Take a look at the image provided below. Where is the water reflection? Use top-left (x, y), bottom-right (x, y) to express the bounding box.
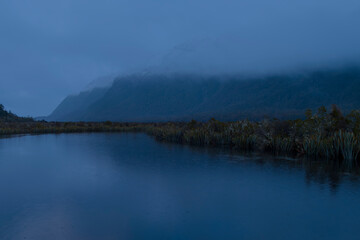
top-left (0, 133), bottom-right (359, 240)
top-left (155, 140), bottom-right (360, 193)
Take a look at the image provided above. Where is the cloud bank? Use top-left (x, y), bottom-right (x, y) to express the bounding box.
top-left (0, 0), bottom-right (359, 115)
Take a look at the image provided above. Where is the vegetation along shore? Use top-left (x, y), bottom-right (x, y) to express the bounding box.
top-left (1, 104), bottom-right (360, 167)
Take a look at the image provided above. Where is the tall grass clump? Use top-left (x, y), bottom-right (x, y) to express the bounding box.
top-left (333, 131), bottom-right (360, 167)
top-left (1, 105), bottom-right (360, 168)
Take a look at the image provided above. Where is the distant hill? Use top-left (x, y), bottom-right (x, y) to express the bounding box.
top-left (48, 87), bottom-right (110, 121)
top-left (46, 66), bottom-right (360, 122)
top-left (0, 104), bottom-right (33, 122)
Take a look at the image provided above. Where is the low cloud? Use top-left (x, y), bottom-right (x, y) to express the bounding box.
top-left (0, 0), bottom-right (359, 115)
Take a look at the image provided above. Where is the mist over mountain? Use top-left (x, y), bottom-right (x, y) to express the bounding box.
top-left (83, 75), bottom-right (116, 92)
top-left (41, 1), bottom-right (360, 122)
top-left (47, 65), bottom-right (360, 122)
top-left (148, 35), bottom-right (360, 76)
top-left (2, 0), bottom-right (360, 116)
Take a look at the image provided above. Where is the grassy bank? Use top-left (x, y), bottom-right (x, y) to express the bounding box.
top-left (0, 121), bottom-right (150, 135)
top-left (1, 105), bottom-right (360, 167)
top-left (147, 105), bottom-right (360, 167)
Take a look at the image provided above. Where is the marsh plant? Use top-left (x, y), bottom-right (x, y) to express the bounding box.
top-left (147, 105), bottom-right (360, 167)
top-left (1, 104), bottom-right (360, 167)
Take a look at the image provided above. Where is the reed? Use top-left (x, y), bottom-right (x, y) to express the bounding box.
top-left (333, 131), bottom-right (360, 167)
top-left (1, 106), bottom-right (360, 168)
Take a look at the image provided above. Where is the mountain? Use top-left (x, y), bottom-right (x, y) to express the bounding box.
top-left (48, 87), bottom-right (110, 121)
top-left (0, 104), bottom-right (33, 122)
top-left (47, 76), bottom-right (116, 121)
top-left (47, 66), bottom-right (360, 122)
top-left (83, 75), bottom-right (116, 92)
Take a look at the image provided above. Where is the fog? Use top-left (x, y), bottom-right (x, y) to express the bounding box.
top-left (0, 0), bottom-right (360, 116)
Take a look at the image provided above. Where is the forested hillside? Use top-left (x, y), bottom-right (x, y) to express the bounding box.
top-left (0, 104), bottom-right (33, 122)
top-left (47, 66), bottom-right (360, 122)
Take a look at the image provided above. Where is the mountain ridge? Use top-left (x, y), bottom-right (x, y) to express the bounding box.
top-left (47, 66), bottom-right (360, 122)
top-left (0, 104), bottom-right (34, 122)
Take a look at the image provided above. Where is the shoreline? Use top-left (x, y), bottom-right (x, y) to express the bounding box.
top-left (1, 105), bottom-right (360, 168)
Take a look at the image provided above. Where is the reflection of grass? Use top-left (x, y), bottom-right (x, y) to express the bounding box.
top-left (1, 105), bottom-right (360, 167)
top-left (0, 122), bottom-right (147, 135)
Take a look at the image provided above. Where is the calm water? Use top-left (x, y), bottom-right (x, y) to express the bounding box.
top-left (0, 133), bottom-right (360, 240)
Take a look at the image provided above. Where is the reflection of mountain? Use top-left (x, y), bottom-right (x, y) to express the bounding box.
top-left (47, 66), bottom-right (360, 122)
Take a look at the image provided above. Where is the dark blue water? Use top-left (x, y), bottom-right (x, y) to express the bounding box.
top-left (0, 133), bottom-right (360, 240)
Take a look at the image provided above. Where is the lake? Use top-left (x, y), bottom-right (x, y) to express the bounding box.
top-left (0, 133), bottom-right (360, 240)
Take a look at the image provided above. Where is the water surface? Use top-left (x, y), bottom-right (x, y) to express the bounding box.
top-left (0, 133), bottom-right (359, 240)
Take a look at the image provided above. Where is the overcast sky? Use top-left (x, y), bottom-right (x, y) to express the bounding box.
top-left (1, 0), bottom-right (360, 116)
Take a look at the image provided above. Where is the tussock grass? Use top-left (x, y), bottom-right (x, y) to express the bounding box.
top-left (1, 105), bottom-right (360, 168)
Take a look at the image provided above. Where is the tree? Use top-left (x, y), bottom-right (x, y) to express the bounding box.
top-left (330, 104), bottom-right (347, 130)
